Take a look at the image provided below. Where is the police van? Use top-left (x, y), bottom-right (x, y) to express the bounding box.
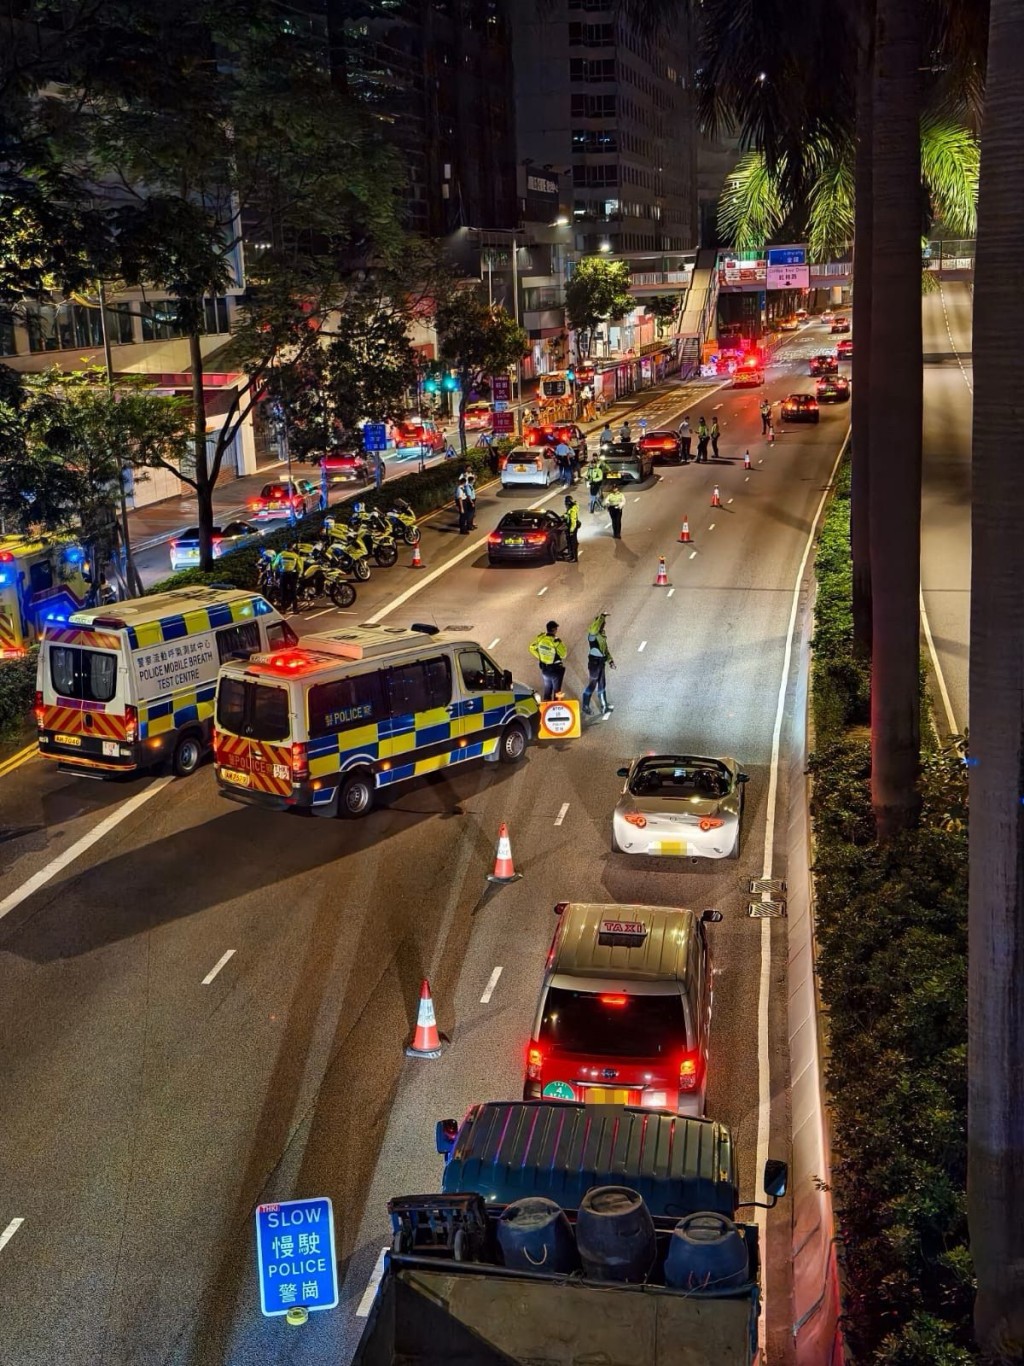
top-left (213, 624), bottom-right (541, 817)
top-left (36, 587), bottom-right (294, 777)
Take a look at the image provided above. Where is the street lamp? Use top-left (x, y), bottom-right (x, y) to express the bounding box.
top-left (599, 240), bottom-right (612, 253)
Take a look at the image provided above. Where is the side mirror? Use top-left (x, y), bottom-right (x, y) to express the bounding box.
top-left (763, 1158), bottom-right (788, 1201)
top-left (701, 908), bottom-right (723, 923)
top-left (503, 669), bottom-right (513, 689)
top-left (616, 766), bottom-right (630, 778)
top-left (553, 902), bottom-right (568, 916)
top-left (738, 772), bottom-right (750, 783)
top-left (435, 1118), bottom-right (459, 1156)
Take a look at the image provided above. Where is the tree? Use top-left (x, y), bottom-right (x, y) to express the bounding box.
top-left (643, 295), bottom-right (681, 338)
top-left (967, 0), bottom-right (1024, 1355)
top-left (564, 257), bottom-right (634, 357)
top-left (0, 364), bottom-right (190, 583)
top-left (434, 291), bottom-right (528, 453)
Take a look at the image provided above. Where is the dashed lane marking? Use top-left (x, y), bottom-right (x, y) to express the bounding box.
top-left (537, 585), bottom-right (549, 596)
top-left (356, 1248), bottom-right (390, 1317)
top-left (637, 640), bottom-right (647, 652)
top-left (667, 588), bottom-right (675, 597)
top-left (708, 523), bottom-right (716, 531)
top-left (689, 551), bottom-right (697, 560)
top-left (554, 803), bottom-right (570, 826)
top-left (488, 637), bottom-right (500, 650)
top-left (0, 1219), bottom-right (24, 1254)
top-left (306, 607), bottom-right (333, 619)
top-left (480, 966), bottom-right (503, 1003)
top-left (201, 950), bottom-right (235, 986)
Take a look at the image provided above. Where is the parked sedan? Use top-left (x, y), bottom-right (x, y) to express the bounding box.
top-left (320, 449), bottom-right (377, 486)
top-left (816, 375), bottom-right (851, 403)
top-left (809, 352), bottom-right (839, 376)
top-left (639, 429), bottom-right (682, 463)
top-left (487, 510), bottom-right (568, 565)
top-left (781, 393), bottom-right (821, 423)
top-left (500, 446), bottom-right (556, 488)
top-left (248, 481), bottom-right (310, 522)
top-left (612, 753), bottom-right (748, 859)
top-left (169, 520), bottom-right (266, 570)
top-left (600, 441), bottom-right (654, 484)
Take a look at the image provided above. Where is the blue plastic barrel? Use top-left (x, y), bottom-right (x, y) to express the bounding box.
top-left (664, 1211), bottom-right (750, 1292)
top-left (575, 1186), bottom-right (656, 1283)
top-left (497, 1197), bottom-right (579, 1273)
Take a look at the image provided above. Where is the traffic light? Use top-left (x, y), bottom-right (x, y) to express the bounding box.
top-left (422, 376), bottom-right (439, 394)
top-left (566, 368), bottom-right (576, 383)
top-left (442, 374), bottom-right (458, 392)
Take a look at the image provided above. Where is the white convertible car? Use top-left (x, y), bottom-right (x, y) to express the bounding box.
top-left (612, 754), bottom-right (748, 859)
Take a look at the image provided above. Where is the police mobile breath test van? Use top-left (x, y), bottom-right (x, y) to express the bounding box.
top-left (213, 624), bottom-right (540, 817)
top-left (36, 587), bottom-right (293, 777)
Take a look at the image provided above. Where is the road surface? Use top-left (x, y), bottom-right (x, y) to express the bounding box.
top-left (0, 331), bottom-right (847, 1365)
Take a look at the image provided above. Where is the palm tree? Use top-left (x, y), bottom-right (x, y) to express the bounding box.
top-left (851, 0), bottom-right (876, 656)
top-left (967, 0), bottom-right (1024, 1353)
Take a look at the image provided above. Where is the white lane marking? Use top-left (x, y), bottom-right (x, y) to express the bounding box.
top-left (0, 778), bottom-right (172, 923)
top-left (689, 551), bottom-right (697, 560)
top-left (708, 523), bottom-right (716, 531)
top-left (480, 966), bottom-right (503, 1003)
top-left (920, 588), bottom-right (959, 734)
top-left (754, 425), bottom-right (850, 1355)
top-left (355, 1247), bottom-right (390, 1317)
top-left (201, 950), bottom-right (236, 986)
top-left (712, 402), bottom-right (724, 409)
top-left (306, 607), bottom-right (333, 619)
top-left (939, 282), bottom-right (974, 394)
top-left (727, 498), bottom-right (734, 505)
top-left (633, 496), bottom-right (641, 503)
top-left (537, 585), bottom-right (548, 596)
top-left (554, 802), bottom-right (570, 826)
top-left (637, 640), bottom-right (647, 652)
top-left (667, 587), bottom-right (675, 597)
top-left (0, 1218), bottom-right (24, 1253)
top-left (745, 476), bottom-right (750, 482)
top-left (487, 637), bottom-right (501, 650)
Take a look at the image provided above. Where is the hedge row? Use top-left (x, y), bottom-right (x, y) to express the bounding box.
top-left (0, 648), bottom-right (37, 739)
top-left (810, 458), bottom-right (973, 1363)
top-left (148, 445), bottom-right (503, 596)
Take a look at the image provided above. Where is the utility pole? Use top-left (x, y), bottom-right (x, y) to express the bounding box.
top-left (98, 279), bottom-right (143, 598)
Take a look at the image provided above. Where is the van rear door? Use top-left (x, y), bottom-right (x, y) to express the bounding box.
top-left (214, 676), bottom-right (296, 797)
top-left (38, 632), bottom-right (132, 764)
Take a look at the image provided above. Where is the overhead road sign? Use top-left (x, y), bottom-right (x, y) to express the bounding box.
top-left (767, 247), bottom-right (806, 266)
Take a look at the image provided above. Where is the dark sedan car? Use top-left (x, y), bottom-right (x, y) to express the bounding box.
top-left (816, 375), bottom-right (851, 403)
top-left (830, 316), bottom-right (851, 334)
top-left (809, 352), bottom-right (839, 376)
top-left (600, 441), bottom-right (655, 484)
top-left (639, 429), bottom-right (682, 463)
top-left (781, 393), bottom-right (820, 424)
top-left (488, 509), bottom-right (568, 565)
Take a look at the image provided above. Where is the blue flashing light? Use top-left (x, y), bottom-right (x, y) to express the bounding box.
top-left (45, 611), bottom-right (68, 623)
top-left (0, 572), bottom-right (10, 586)
top-left (64, 548), bottom-right (85, 565)
top-left (253, 597), bottom-right (272, 615)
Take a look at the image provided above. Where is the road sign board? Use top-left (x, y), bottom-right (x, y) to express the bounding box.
top-left (493, 400), bottom-right (508, 412)
top-left (767, 246), bottom-right (806, 267)
top-left (538, 699), bottom-right (581, 740)
top-left (491, 375), bottom-right (511, 403)
top-left (766, 264), bottom-right (810, 290)
top-left (363, 423), bottom-right (388, 452)
top-left (255, 1197), bottom-right (338, 1318)
top-left (491, 410), bottom-right (515, 434)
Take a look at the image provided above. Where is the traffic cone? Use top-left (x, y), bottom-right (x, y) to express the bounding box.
top-left (710, 485), bottom-right (722, 508)
top-left (679, 517), bottom-right (692, 543)
top-left (487, 821), bottom-right (522, 884)
top-left (654, 555), bottom-right (670, 587)
top-left (410, 541), bottom-right (424, 568)
top-left (405, 979), bottom-right (447, 1058)
top-left (743, 449), bottom-right (751, 470)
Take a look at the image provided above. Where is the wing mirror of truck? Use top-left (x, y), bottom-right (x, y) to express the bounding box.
top-left (701, 908), bottom-right (723, 923)
top-left (503, 669), bottom-right (513, 689)
top-left (763, 1158), bottom-right (788, 1205)
top-left (435, 1118), bottom-right (459, 1157)
top-left (616, 767), bottom-right (630, 777)
top-left (553, 902), bottom-right (568, 916)
top-left (738, 772), bottom-right (750, 783)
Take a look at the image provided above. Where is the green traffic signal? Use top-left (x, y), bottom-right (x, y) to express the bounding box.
top-left (442, 375), bottom-right (458, 391)
top-left (423, 377), bottom-right (439, 394)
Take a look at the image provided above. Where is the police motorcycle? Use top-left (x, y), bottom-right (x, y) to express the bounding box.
top-left (296, 541), bottom-right (358, 610)
top-left (348, 503), bottom-right (400, 568)
top-left (386, 497), bottom-right (421, 546)
top-left (256, 545), bottom-right (279, 598)
top-left (322, 517), bottom-right (373, 581)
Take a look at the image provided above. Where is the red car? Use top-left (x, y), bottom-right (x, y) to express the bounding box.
top-left (320, 449), bottom-right (377, 486)
top-left (836, 338), bottom-right (853, 360)
top-left (525, 423), bottom-right (588, 460)
top-left (809, 353), bottom-right (839, 376)
top-left (248, 481), bottom-right (310, 522)
top-left (463, 402), bottom-right (492, 432)
top-left (394, 420), bottom-right (446, 455)
top-left (639, 429), bottom-right (683, 462)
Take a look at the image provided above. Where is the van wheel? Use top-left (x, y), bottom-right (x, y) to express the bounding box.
top-left (172, 732), bottom-right (203, 777)
top-left (338, 770), bottom-right (375, 818)
top-left (498, 722), bottom-right (527, 764)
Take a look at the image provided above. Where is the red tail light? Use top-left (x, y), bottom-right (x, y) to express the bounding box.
top-left (524, 533), bottom-right (548, 545)
top-left (526, 1044), bottom-right (544, 1080)
top-left (600, 994), bottom-right (629, 1007)
top-left (624, 811), bottom-right (647, 828)
top-left (291, 742), bottom-right (309, 780)
top-left (679, 1054), bottom-right (699, 1091)
top-left (33, 690), bottom-right (45, 726)
top-left (699, 817), bottom-right (724, 831)
top-left (488, 532), bottom-right (502, 544)
top-left (125, 705), bottom-right (138, 743)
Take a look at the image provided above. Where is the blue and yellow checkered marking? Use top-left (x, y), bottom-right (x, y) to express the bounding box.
top-left (139, 682), bottom-right (216, 738)
top-left (125, 596), bottom-right (272, 650)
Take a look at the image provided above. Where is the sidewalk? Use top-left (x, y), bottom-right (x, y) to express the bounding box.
top-left (126, 372), bottom-right (713, 556)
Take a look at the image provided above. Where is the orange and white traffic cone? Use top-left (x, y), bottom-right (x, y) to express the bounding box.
top-left (710, 485), bottom-right (722, 508)
top-left (653, 555), bottom-right (670, 587)
top-left (743, 449), bottom-right (751, 470)
top-left (405, 979), bottom-right (447, 1058)
top-left (487, 821), bottom-right (522, 884)
top-left (410, 541), bottom-right (424, 568)
top-left (678, 517), bottom-right (692, 543)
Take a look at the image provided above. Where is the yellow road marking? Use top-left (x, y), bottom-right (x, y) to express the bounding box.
top-left (0, 742), bottom-right (37, 780)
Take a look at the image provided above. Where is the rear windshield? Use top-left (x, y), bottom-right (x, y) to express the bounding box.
top-left (216, 677), bottom-right (290, 741)
top-left (49, 645), bottom-right (117, 703)
top-left (261, 484), bottom-right (291, 498)
top-left (539, 987), bottom-right (687, 1058)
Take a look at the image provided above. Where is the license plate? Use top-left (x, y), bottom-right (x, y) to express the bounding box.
top-left (505, 537), bottom-right (524, 546)
top-left (514, 464), bottom-right (527, 472)
top-left (653, 840), bottom-right (686, 856)
top-left (606, 471), bottom-right (621, 479)
top-left (221, 768), bottom-right (251, 788)
top-left (56, 733), bottom-right (82, 747)
top-left (586, 1087), bottom-right (640, 1105)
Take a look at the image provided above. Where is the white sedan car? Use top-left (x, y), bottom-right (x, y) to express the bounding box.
top-left (500, 445), bottom-right (556, 488)
top-left (612, 754), bottom-right (748, 859)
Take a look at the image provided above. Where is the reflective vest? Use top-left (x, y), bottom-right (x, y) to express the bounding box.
top-left (585, 462), bottom-right (605, 486)
top-left (275, 549), bottom-right (301, 573)
top-left (530, 633), bottom-right (566, 667)
top-left (604, 489), bottom-right (625, 510)
top-left (564, 504), bottom-right (580, 532)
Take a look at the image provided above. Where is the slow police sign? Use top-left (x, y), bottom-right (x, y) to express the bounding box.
top-left (255, 1197), bottom-right (338, 1317)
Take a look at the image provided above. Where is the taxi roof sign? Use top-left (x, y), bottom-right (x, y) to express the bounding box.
top-left (598, 918), bottom-right (648, 947)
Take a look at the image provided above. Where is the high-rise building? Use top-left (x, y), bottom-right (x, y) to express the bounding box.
top-left (327, 0), bottom-right (518, 236)
top-left (509, 2), bottom-right (698, 256)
